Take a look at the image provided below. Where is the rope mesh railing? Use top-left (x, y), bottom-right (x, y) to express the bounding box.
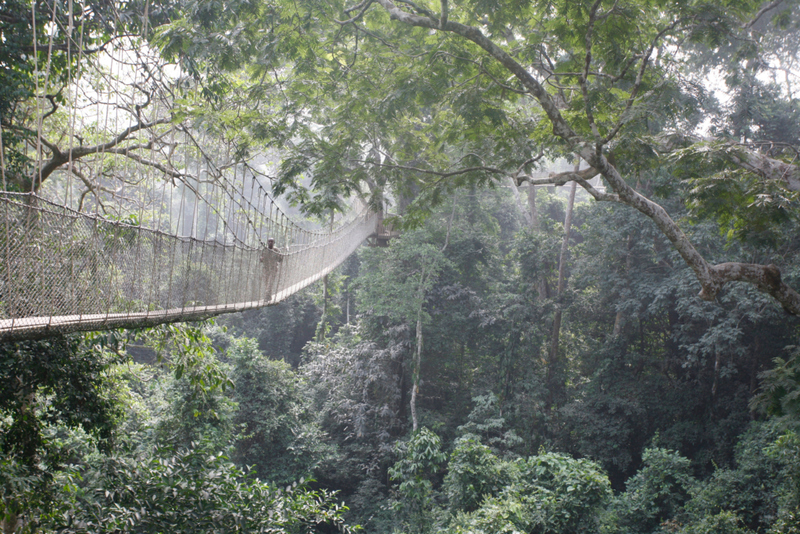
top-left (0, 192), bottom-right (379, 340)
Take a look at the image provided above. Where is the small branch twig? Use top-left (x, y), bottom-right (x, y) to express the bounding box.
top-left (336, 0), bottom-right (375, 25)
top-left (603, 17), bottom-right (687, 144)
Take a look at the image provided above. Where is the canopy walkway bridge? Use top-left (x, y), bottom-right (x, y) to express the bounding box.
top-left (0, 192), bottom-right (383, 341)
top-left (0, 21), bottom-right (404, 341)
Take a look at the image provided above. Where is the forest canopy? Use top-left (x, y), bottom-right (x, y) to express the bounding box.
top-left (1, 0), bottom-right (800, 533)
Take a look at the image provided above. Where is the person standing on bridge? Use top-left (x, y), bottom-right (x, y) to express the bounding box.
top-left (261, 237), bottom-right (283, 302)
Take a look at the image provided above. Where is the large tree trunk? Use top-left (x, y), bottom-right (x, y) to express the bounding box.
top-left (547, 176), bottom-right (577, 406)
top-left (408, 197), bottom-right (457, 431)
top-left (411, 304), bottom-right (423, 432)
top-left (527, 183), bottom-right (540, 231)
top-left (527, 184), bottom-right (551, 300)
top-left (613, 234), bottom-right (634, 336)
top-left (2, 513), bottom-right (19, 534)
top-left (315, 212), bottom-right (335, 341)
top-left (410, 259), bottom-right (429, 433)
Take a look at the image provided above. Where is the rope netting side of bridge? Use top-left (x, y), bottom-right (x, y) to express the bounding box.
top-left (0, 192), bottom-right (378, 340)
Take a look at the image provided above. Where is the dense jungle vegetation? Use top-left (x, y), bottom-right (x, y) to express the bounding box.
top-left (2, 0), bottom-right (800, 532)
top-left (3, 186), bottom-right (800, 533)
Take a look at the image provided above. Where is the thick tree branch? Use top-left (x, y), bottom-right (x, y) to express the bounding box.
top-left (658, 133), bottom-right (800, 191)
top-left (515, 165), bottom-right (599, 187)
top-left (575, 176), bottom-right (619, 202)
top-left (373, 0), bottom-right (579, 143)
top-left (709, 262), bottom-right (800, 314)
top-left (108, 149), bottom-right (188, 180)
top-left (517, 166), bottom-right (620, 201)
top-left (744, 0), bottom-right (785, 29)
top-left (34, 117), bottom-right (171, 188)
top-left (438, 52), bottom-right (529, 94)
top-left (728, 147), bottom-right (800, 191)
top-left (371, 161), bottom-right (506, 178)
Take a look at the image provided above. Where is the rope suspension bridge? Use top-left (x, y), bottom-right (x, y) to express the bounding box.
top-left (0, 6), bottom-right (393, 341)
top-left (0, 192), bottom-right (382, 340)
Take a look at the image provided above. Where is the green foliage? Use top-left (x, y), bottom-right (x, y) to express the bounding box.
top-left (751, 347), bottom-right (800, 426)
top-left (301, 322), bottom-right (410, 531)
top-left (390, 428), bottom-right (448, 489)
top-left (450, 450), bottom-right (611, 534)
top-left (146, 0), bottom-right (798, 222)
top-left (681, 511), bottom-right (755, 534)
top-left (138, 322), bottom-right (234, 395)
top-left (456, 393), bottom-right (524, 455)
top-left (7, 0), bottom-right (800, 523)
top-left (443, 436), bottom-right (513, 512)
top-left (671, 141), bottom-right (800, 248)
top-left (0, 456), bottom-right (60, 533)
top-left (52, 445), bottom-right (355, 533)
top-left (219, 291), bottom-right (322, 367)
top-left (604, 448), bottom-right (696, 533)
top-left (229, 336), bottom-right (333, 486)
top-left (389, 427), bottom-right (447, 533)
top-left (0, 333), bottom-right (137, 530)
top-left (0, 326), bottom-right (361, 533)
top-left (127, 323), bottom-right (239, 451)
top-left (765, 430), bottom-right (800, 534)
top-left (149, 360), bottom-right (237, 450)
top-left (562, 179), bottom-right (799, 483)
top-left (667, 419), bottom-right (800, 534)
top-left (0, 334), bottom-right (124, 466)
top-left (1, 186), bottom-right (798, 533)
top-left (358, 232), bottom-right (451, 328)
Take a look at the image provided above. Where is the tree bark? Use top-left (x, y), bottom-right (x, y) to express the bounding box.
top-left (547, 175), bottom-right (577, 406)
top-left (316, 212), bottom-right (336, 341)
top-left (2, 513), bottom-right (19, 534)
top-left (411, 303), bottom-right (423, 432)
top-left (655, 133), bottom-right (800, 192)
top-left (409, 196), bottom-right (456, 431)
top-left (613, 234), bottom-right (634, 336)
top-left (527, 183), bottom-right (540, 231)
top-left (528, 184), bottom-right (550, 300)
